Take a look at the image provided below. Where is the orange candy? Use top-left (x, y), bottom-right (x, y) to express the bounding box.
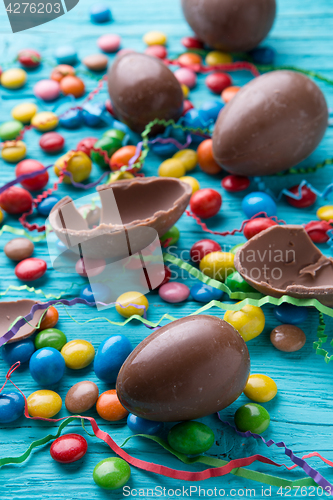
top-left (39, 306), bottom-right (59, 330)
top-left (197, 139), bottom-right (222, 175)
top-left (60, 76), bottom-right (85, 98)
top-left (96, 390), bottom-right (129, 421)
top-left (110, 145), bottom-right (140, 174)
top-left (51, 65), bottom-right (75, 82)
top-left (221, 86), bottom-right (241, 103)
top-left (178, 52), bottom-right (202, 68)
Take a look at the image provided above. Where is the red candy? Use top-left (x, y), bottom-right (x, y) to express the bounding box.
top-left (144, 45), bottom-right (168, 59)
top-left (181, 36), bottom-right (204, 50)
top-left (18, 49), bottom-right (41, 68)
top-left (15, 258), bottom-right (47, 281)
top-left (77, 137), bottom-right (98, 157)
top-left (190, 239), bottom-right (222, 262)
top-left (105, 99), bottom-right (115, 117)
top-left (304, 220), bottom-right (332, 244)
top-left (243, 218), bottom-right (278, 240)
top-left (50, 434), bottom-right (88, 464)
top-left (182, 99), bottom-right (195, 116)
top-left (15, 160), bottom-right (49, 191)
top-left (0, 187), bottom-right (33, 215)
top-left (206, 72), bottom-right (232, 94)
top-left (39, 132), bottom-right (65, 154)
top-left (190, 188), bottom-right (222, 219)
top-left (222, 175), bottom-right (250, 192)
top-left (285, 185), bottom-right (317, 208)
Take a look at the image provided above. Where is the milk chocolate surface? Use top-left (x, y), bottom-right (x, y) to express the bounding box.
top-left (65, 381), bottom-right (99, 413)
top-left (270, 325), bottom-right (306, 352)
top-left (213, 71), bottom-right (328, 176)
top-left (181, 0), bottom-right (276, 52)
top-left (108, 52), bottom-right (184, 133)
top-left (116, 315), bottom-right (250, 422)
top-left (235, 225), bottom-right (333, 306)
top-left (1, 300), bottom-right (45, 343)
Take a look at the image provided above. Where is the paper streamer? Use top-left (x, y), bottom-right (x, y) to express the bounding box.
top-left (167, 59), bottom-right (260, 77)
top-left (254, 177), bottom-right (333, 203)
top-left (256, 64), bottom-right (333, 87)
top-left (0, 224), bottom-right (49, 242)
top-left (313, 312), bottom-right (333, 363)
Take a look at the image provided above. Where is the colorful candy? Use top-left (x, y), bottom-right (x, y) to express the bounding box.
top-left (51, 64), bottom-right (75, 82)
top-left (80, 283), bottom-right (111, 304)
top-left (144, 45), bottom-right (167, 59)
top-left (222, 175), bottom-right (250, 193)
top-left (65, 381), bottom-right (99, 413)
top-left (18, 49), bottom-right (41, 68)
top-left (270, 324), bottom-right (306, 352)
top-left (110, 144), bottom-right (139, 172)
top-left (1, 141), bottom-right (27, 163)
top-left (54, 45), bottom-right (77, 65)
top-left (4, 238), bottom-right (34, 261)
top-left (93, 457), bottom-right (131, 490)
top-left (190, 283), bottom-right (223, 302)
top-left (90, 4), bottom-right (112, 23)
top-left (159, 282), bottom-right (190, 303)
top-left (200, 100), bottom-right (224, 121)
top-left (179, 175), bottom-right (200, 193)
top-left (29, 347), bottom-right (65, 385)
top-left (11, 102), bottom-right (37, 123)
top-left (15, 258), bottom-right (47, 282)
top-left (39, 132), bottom-right (65, 153)
top-left (77, 137), bottom-right (97, 157)
top-left (178, 52), bottom-right (202, 67)
top-left (273, 303), bottom-right (308, 325)
top-left (317, 205), bottom-right (333, 222)
top-left (60, 75), bottom-right (85, 97)
top-left (243, 218), bottom-right (278, 240)
top-left (158, 158), bottom-right (186, 178)
top-left (190, 188), bottom-right (222, 218)
top-left (37, 196), bottom-right (60, 216)
top-left (96, 390), bottom-right (129, 421)
top-left (160, 226), bottom-right (180, 247)
top-left (0, 120), bottom-right (23, 140)
top-left (174, 67), bottom-right (197, 89)
top-left (244, 374), bottom-right (277, 403)
top-left (75, 257), bottom-right (106, 277)
top-left (115, 291), bottom-right (149, 318)
top-left (242, 192), bottom-right (277, 218)
top-left (39, 306), bottom-right (59, 330)
top-left (190, 239), bottom-right (221, 262)
top-left (221, 85), bottom-right (241, 103)
top-left (54, 151), bottom-right (92, 183)
top-left (0, 187), bottom-right (33, 214)
top-left (50, 434), bottom-right (88, 463)
top-left (94, 335), bottom-right (132, 383)
top-left (34, 79), bottom-right (60, 101)
top-left (285, 184), bottom-right (317, 208)
top-left (234, 403), bottom-right (270, 434)
top-left (0, 392), bottom-right (25, 423)
top-left (31, 111), bottom-right (58, 131)
top-left (181, 36), bottom-right (204, 49)
top-left (168, 421), bottom-right (215, 455)
top-left (199, 251), bottom-right (235, 280)
top-left (305, 220), bottom-right (331, 243)
top-left (97, 34), bottom-right (121, 53)
top-left (91, 136), bottom-right (122, 167)
top-left (197, 139), bottom-right (221, 175)
top-left (2, 338), bottom-right (35, 365)
top-left (1, 68), bottom-right (27, 89)
top-left (224, 304), bottom-right (265, 342)
top-left (249, 46), bottom-right (275, 65)
top-left (61, 340), bottom-right (95, 370)
top-left (225, 270), bottom-right (255, 293)
top-left (206, 72), bottom-right (232, 94)
top-left (143, 30), bottom-right (167, 46)
top-left (27, 390), bottom-right (62, 418)
top-left (127, 414), bottom-right (163, 435)
top-left (35, 328), bottom-right (67, 351)
top-left (16, 160), bottom-right (48, 191)
top-left (83, 54), bottom-right (108, 71)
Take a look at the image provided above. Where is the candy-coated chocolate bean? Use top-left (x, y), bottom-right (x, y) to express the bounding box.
top-left (200, 100), bottom-right (224, 122)
top-left (39, 306), bottom-right (59, 330)
top-left (206, 72), bottom-right (232, 94)
top-left (304, 220), bottom-right (331, 243)
top-left (79, 283), bottom-right (112, 304)
top-left (0, 186), bottom-right (32, 215)
top-left (15, 258), bottom-right (47, 282)
top-left (158, 158), bottom-right (186, 178)
top-left (249, 46), bottom-right (275, 65)
top-left (230, 243), bottom-right (244, 255)
top-left (224, 304), bottom-right (265, 342)
top-left (127, 414), bottom-right (163, 435)
top-left (242, 192), bottom-right (277, 218)
top-left (59, 108), bottom-right (82, 129)
top-left (83, 54), bottom-right (108, 72)
top-left (174, 68), bottom-right (197, 89)
top-left (159, 282), bottom-right (190, 303)
top-left (50, 434), bottom-right (88, 463)
top-left (1, 68), bottom-right (27, 89)
top-left (143, 30), bottom-right (167, 46)
top-left (34, 79), bottom-right (60, 101)
top-left (29, 347), bottom-right (65, 385)
top-left (93, 457), bottom-right (131, 490)
top-left (179, 176), bottom-right (200, 193)
top-left (221, 86), bottom-right (241, 103)
top-left (144, 45), bottom-right (168, 59)
top-left (12, 102), bottom-right (37, 123)
top-left (116, 291), bottom-right (149, 318)
top-left (91, 136), bottom-right (122, 167)
top-left (60, 76), bottom-right (85, 98)
top-left (197, 139), bottom-right (221, 175)
top-left (0, 209), bottom-right (4, 225)
top-left (273, 303), bottom-right (308, 325)
top-left (181, 36), bottom-right (204, 50)
top-left (103, 128), bottom-right (125, 142)
top-left (199, 252), bottom-right (235, 281)
top-left (50, 64), bottom-right (76, 82)
top-left (4, 238), bottom-right (34, 261)
top-left (190, 283), bottom-right (224, 302)
top-left (16, 159), bottom-right (48, 191)
top-left (77, 137), bottom-right (98, 157)
top-left (244, 374), bottom-right (277, 403)
top-left (94, 335), bottom-right (132, 383)
top-left (65, 381), bottom-right (99, 413)
top-left (270, 324), bottom-right (306, 352)
top-left (35, 328), bottom-right (67, 351)
top-left (39, 132), bottom-right (65, 153)
top-left (27, 390), bottom-right (62, 418)
top-left (2, 338), bottom-right (35, 365)
top-left (0, 120), bottom-right (23, 141)
top-left (1, 140), bottom-right (26, 163)
top-left (182, 99), bottom-right (194, 115)
top-left (31, 111), bottom-right (58, 131)
top-left (234, 403), bottom-right (270, 434)
top-left (225, 271), bottom-right (256, 293)
top-left (96, 390), bottom-right (129, 421)
top-left (168, 421), bottom-right (215, 455)
top-left (174, 149), bottom-right (198, 172)
top-left (61, 340), bottom-right (95, 370)
top-left (222, 175), bottom-right (250, 193)
top-left (0, 392), bottom-right (25, 423)
top-left (190, 188), bottom-right (222, 219)
top-left (90, 4), bottom-right (112, 23)
top-left (54, 45), bottom-right (77, 65)
top-left (317, 205), bottom-right (333, 222)
top-left (178, 52), bottom-right (202, 68)
top-left (54, 151), bottom-right (92, 184)
top-left (190, 239), bottom-right (221, 262)
top-left (97, 34), bottom-right (121, 53)
top-left (18, 49), bottom-right (41, 68)
top-left (160, 226), bottom-right (180, 247)
top-left (37, 196), bottom-right (60, 216)
top-left (206, 51), bottom-right (232, 66)
top-left (110, 145), bottom-right (139, 173)
top-left (285, 184), bottom-right (317, 208)
top-left (243, 218), bottom-right (278, 240)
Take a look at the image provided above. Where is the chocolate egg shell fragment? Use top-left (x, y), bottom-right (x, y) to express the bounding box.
top-left (116, 315), bottom-right (250, 422)
top-left (212, 71), bottom-right (328, 176)
top-left (181, 0), bottom-right (276, 52)
top-left (1, 300), bottom-right (45, 343)
top-left (234, 225), bottom-right (333, 307)
top-left (108, 52), bottom-right (184, 133)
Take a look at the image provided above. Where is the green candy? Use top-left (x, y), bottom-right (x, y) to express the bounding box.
top-left (93, 457), bottom-right (131, 490)
top-left (234, 403), bottom-right (270, 434)
top-left (103, 128), bottom-right (126, 142)
top-left (168, 421), bottom-right (215, 455)
top-left (229, 243), bottom-right (244, 255)
top-left (160, 226), bottom-right (180, 247)
top-left (91, 136), bottom-right (122, 167)
top-left (0, 120), bottom-right (23, 141)
top-left (225, 271), bottom-right (256, 293)
top-left (34, 328), bottom-right (67, 351)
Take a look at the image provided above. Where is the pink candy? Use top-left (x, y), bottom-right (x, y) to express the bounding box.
top-left (158, 282), bottom-right (190, 303)
top-left (97, 34), bottom-right (121, 53)
top-left (34, 79), bottom-right (61, 101)
top-left (174, 68), bottom-right (197, 89)
top-left (144, 45), bottom-right (167, 59)
top-left (75, 257), bottom-right (106, 277)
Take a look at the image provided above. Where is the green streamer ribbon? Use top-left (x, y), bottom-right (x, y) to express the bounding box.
top-left (0, 282), bottom-right (84, 301)
top-left (0, 224), bottom-right (49, 242)
top-left (256, 64), bottom-right (333, 87)
top-left (313, 312), bottom-right (333, 363)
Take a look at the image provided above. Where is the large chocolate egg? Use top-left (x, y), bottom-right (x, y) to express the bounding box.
top-left (116, 315), bottom-right (250, 421)
top-left (181, 0), bottom-right (276, 52)
top-left (213, 71), bottom-right (328, 176)
top-left (108, 53), bottom-right (184, 133)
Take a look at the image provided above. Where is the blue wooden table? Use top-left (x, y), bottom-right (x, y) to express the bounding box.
top-left (1, 0), bottom-right (333, 498)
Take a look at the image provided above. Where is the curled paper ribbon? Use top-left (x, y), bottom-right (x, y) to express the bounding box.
top-left (313, 312), bottom-right (333, 363)
top-left (254, 177), bottom-right (333, 203)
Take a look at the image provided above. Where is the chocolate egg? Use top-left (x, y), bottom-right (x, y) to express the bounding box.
top-left (234, 225), bottom-right (333, 306)
top-left (1, 300), bottom-right (45, 343)
top-left (116, 315), bottom-right (250, 421)
top-left (181, 0), bottom-right (276, 52)
top-left (108, 53), bottom-right (184, 133)
top-left (213, 71), bottom-right (328, 176)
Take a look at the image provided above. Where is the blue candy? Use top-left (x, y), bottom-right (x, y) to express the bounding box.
top-left (0, 392), bottom-right (25, 423)
top-left (190, 284), bottom-right (224, 303)
top-left (274, 303), bottom-right (308, 325)
top-left (2, 338), bottom-right (35, 365)
top-left (200, 100), bottom-right (224, 122)
top-left (56, 239), bottom-right (67, 252)
top-left (181, 109), bottom-right (210, 144)
top-left (151, 142), bottom-right (178, 157)
top-left (29, 347), bottom-right (65, 386)
top-left (94, 334), bottom-right (132, 383)
top-left (59, 108), bottom-right (82, 129)
top-left (127, 413), bottom-right (163, 435)
top-left (82, 102), bottom-right (106, 127)
top-left (37, 196), bottom-right (60, 217)
top-left (249, 46), bottom-right (275, 65)
top-left (242, 192), bottom-right (277, 218)
top-left (54, 45), bottom-right (78, 65)
top-left (80, 284), bottom-right (112, 304)
top-left (90, 4), bottom-right (112, 23)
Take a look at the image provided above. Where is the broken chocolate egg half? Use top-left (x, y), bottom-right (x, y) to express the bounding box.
top-left (234, 225), bottom-right (333, 306)
top-left (1, 300), bottom-right (45, 343)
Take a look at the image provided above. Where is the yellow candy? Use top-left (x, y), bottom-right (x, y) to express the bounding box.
top-left (199, 251), bottom-right (235, 281)
top-left (1, 68), bottom-right (27, 89)
top-left (224, 304), bottom-right (265, 342)
top-left (54, 151), bottom-right (92, 183)
top-left (1, 140), bottom-right (27, 163)
top-left (179, 175), bottom-right (200, 193)
top-left (61, 340), bottom-right (95, 370)
top-left (143, 30), bottom-right (167, 46)
top-left (174, 149), bottom-right (198, 171)
top-left (12, 102), bottom-right (38, 124)
top-left (109, 171), bottom-right (134, 183)
top-left (205, 51), bottom-right (233, 66)
top-left (244, 374), bottom-right (277, 403)
top-left (0, 209), bottom-right (4, 225)
top-left (158, 158), bottom-right (186, 178)
top-left (181, 84), bottom-right (190, 98)
top-left (27, 390), bottom-right (62, 418)
top-left (116, 291), bottom-right (149, 318)
top-left (317, 205), bottom-right (333, 222)
top-left (31, 111), bottom-right (58, 131)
